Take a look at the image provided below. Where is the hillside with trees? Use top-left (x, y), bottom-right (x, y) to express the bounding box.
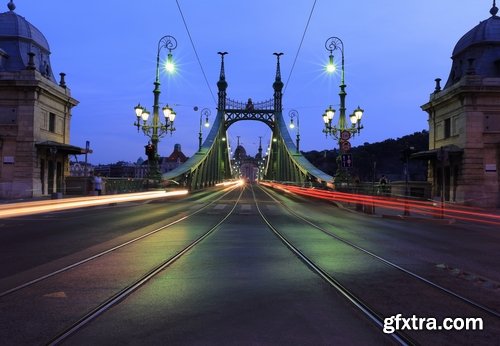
top-left (302, 130), bottom-right (429, 182)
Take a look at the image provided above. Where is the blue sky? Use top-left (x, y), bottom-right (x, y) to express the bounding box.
top-left (16, 1), bottom-right (491, 164)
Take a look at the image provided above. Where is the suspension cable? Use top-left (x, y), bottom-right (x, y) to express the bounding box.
top-left (175, 0), bottom-right (217, 106)
top-left (283, 0), bottom-right (317, 95)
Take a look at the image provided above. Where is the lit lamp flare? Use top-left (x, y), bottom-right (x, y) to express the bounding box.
top-left (165, 52), bottom-right (175, 73)
top-left (326, 53), bottom-right (336, 73)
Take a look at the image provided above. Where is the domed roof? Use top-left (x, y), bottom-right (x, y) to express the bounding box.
top-left (452, 12), bottom-right (500, 57)
top-left (233, 145), bottom-right (247, 161)
top-left (0, 1), bottom-right (55, 81)
top-left (445, 3), bottom-right (500, 88)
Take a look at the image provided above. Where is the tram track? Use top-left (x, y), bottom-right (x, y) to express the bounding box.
top-left (50, 183), bottom-right (397, 345)
top-left (250, 185), bottom-right (412, 345)
top-left (0, 184), bottom-right (241, 299)
top-left (46, 185), bottom-right (246, 345)
top-left (1, 183), bottom-right (497, 344)
top-left (0, 184), bottom-right (244, 344)
top-left (254, 184), bottom-right (500, 344)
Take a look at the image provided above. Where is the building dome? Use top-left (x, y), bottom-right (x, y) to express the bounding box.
top-left (0, 1), bottom-right (55, 81)
top-left (233, 145), bottom-right (247, 161)
top-left (445, 4), bottom-right (500, 88)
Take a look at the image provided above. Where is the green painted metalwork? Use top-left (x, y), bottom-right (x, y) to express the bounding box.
top-left (163, 52), bottom-right (333, 190)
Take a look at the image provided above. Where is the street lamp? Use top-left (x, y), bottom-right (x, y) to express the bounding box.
top-left (133, 35), bottom-right (178, 182)
top-left (199, 108), bottom-right (211, 150)
top-left (322, 36), bottom-right (365, 183)
top-left (288, 109), bottom-right (300, 153)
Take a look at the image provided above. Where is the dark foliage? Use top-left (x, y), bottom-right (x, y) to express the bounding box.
top-left (302, 130), bottom-right (429, 182)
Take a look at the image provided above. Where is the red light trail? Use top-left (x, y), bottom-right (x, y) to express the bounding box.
top-left (260, 182), bottom-right (500, 226)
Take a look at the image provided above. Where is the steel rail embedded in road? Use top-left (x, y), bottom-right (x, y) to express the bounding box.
top-left (259, 184), bottom-right (500, 321)
top-left (0, 183), bottom-right (242, 298)
top-left (46, 185), bottom-right (246, 345)
top-left (250, 185), bottom-right (412, 346)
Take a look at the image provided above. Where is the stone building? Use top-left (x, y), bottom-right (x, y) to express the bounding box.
top-left (420, 3), bottom-right (500, 207)
top-left (0, 1), bottom-right (83, 199)
top-left (160, 143), bottom-right (188, 173)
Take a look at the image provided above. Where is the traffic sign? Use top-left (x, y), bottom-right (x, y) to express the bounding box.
top-left (341, 140), bottom-right (351, 152)
top-left (340, 130), bottom-right (351, 141)
top-left (341, 153), bottom-right (353, 167)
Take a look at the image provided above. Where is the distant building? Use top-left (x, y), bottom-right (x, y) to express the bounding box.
top-left (94, 161), bottom-right (136, 178)
top-left (160, 143), bottom-right (188, 172)
top-left (230, 141), bottom-right (263, 182)
top-left (136, 144), bottom-right (189, 178)
top-left (420, 4), bottom-right (500, 207)
top-left (0, 2), bottom-right (84, 199)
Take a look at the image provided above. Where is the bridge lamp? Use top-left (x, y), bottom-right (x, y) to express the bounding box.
top-left (162, 104), bottom-right (172, 118)
top-left (354, 106), bottom-right (364, 121)
top-left (132, 35), bottom-right (178, 182)
top-left (322, 106), bottom-right (336, 133)
top-left (198, 108), bottom-right (212, 150)
top-left (288, 109), bottom-right (300, 152)
top-left (326, 53), bottom-right (336, 73)
top-left (349, 112), bottom-right (358, 125)
top-left (322, 36), bottom-right (366, 185)
top-left (165, 52), bottom-right (175, 73)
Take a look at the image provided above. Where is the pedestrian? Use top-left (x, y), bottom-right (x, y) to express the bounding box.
top-left (379, 175), bottom-right (388, 195)
top-left (93, 172), bottom-right (103, 195)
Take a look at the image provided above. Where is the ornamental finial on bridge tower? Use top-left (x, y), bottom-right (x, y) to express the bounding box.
top-left (491, 0), bottom-right (499, 16)
top-left (217, 52), bottom-right (228, 84)
top-left (273, 52), bottom-right (283, 82)
top-left (7, 0), bottom-right (15, 11)
top-left (217, 52), bottom-right (228, 110)
top-left (273, 52), bottom-right (284, 112)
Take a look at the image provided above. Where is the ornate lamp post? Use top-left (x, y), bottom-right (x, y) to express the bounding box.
top-left (199, 108), bottom-right (211, 150)
top-left (322, 36), bottom-right (365, 183)
top-left (288, 109), bottom-right (300, 153)
top-left (133, 35), bottom-right (178, 181)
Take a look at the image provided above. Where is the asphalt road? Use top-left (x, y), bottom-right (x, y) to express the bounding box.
top-left (0, 184), bottom-right (498, 345)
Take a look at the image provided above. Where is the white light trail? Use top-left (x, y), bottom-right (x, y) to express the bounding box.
top-left (0, 190), bottom-right (189, 219)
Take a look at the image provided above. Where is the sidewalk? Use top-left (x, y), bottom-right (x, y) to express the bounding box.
top-left (336, 198), bottom-right (500, 226)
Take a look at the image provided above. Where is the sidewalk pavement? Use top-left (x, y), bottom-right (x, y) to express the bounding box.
top-left (336, 199), bottom-right (500, 226)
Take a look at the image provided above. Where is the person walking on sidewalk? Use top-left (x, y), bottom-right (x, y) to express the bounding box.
top-left (93, 172), bottom-right (103, 195)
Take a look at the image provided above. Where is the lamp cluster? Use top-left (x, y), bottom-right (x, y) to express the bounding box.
top-left (132, 35), bottom-right (178, 181)
top-left (134, 103), bottom-right (176, 136)
top-left (321, 36), bottom-right (365, 141)
top-left (322, 105), bottom-right (364, 138)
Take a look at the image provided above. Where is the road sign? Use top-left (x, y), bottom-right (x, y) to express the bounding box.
top-left (340, 130), bottom-right (351, 141)
top-left (341, 153), bottom-right (353, 167)
top-left (341, 140), bottom-right (351, 152)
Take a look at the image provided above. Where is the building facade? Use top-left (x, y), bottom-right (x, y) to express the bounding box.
top-left (420, 4), bottom-right (500, 208)
top-left (0, 2), bottom-right (82, 199)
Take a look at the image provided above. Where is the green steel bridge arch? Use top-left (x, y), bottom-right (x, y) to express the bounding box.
top-left (163, 52), bottom-right (333, 190)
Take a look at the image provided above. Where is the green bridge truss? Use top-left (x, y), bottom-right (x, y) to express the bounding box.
top-left (163, 52), bottom-right (333, 190)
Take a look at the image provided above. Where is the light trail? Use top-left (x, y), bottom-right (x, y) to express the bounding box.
top-left (260, 182), bottom-right (500, 226)
top-left (216, 179), bottom-right (245, 187)
top-left (0, 190), bottom-right (188, 219)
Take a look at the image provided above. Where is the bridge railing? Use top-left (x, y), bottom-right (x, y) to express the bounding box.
top-left (225, 98), bottom-right (274, 111)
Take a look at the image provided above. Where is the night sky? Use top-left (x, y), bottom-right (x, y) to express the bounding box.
top-left (15, 1), bottom-right (492, 163)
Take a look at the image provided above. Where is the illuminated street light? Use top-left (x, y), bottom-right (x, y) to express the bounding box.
top-left (199, 107), bottom-right (211, 150)
top-left (288, 109), bottom-right (300, 153)
top-left (133, 35), bottom-right (178, 182)
top-left (322, 36), bottom-right (365, 183)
